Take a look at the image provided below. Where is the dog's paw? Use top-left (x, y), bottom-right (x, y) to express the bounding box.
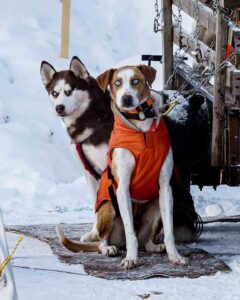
top-left (156, 244), bottom-right (166, 253)
top-left (145, 241), bottom-right (166, 253)
top-left (121, 258), bottom-right (138, 270)
top-left (80, 230), bottom-right (100, 242)
top-left (100, 245), bottom-right (118, 257)
top-left (169, 254), bottom-right (188, 265)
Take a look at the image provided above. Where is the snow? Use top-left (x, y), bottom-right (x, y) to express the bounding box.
top-left (6, 227), bottom-right (240, 300)
top-left (0, 0), bottom-right (163, 226)
top-left (0, 0), bottom-right (239, 299)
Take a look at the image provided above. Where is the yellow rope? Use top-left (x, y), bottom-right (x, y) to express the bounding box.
top-left (0, 236), bottom-right (23, 276)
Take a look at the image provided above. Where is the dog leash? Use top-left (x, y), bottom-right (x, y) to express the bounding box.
top-left (159, 99), bottom-right (182, 116)
top-left (0, 236), bottom-right (23, 276)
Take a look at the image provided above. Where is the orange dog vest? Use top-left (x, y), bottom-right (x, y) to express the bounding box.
top-left (95, 113), bottom-right (171, 212)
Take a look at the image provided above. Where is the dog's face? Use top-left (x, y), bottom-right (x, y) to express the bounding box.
top-left (40, 57), bottom-right (91, 118)
top-left (96, 65), bottom-right (156, 111)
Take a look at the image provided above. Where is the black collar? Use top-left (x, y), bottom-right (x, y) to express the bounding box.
top-left (121, 101), bottom-right (155, 121)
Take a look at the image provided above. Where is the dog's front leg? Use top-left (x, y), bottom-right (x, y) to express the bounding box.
top-left (81, 171), bottom-right (100, 242)
top-left (159, 149), bottom-right (187, 265)
top-left (112, 148), bottom-right (138, 270)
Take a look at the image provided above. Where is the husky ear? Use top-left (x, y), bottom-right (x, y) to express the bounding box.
top-left (70, 56), bottom-right (89, 79)
top-left (96, 69), bottom-right (115, 92)
top-left (40, 61), bottom-right (56, 86)
top-left (137, 65), bottom-right (157, 87)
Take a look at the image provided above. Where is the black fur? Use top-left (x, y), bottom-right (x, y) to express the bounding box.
top-left (66, 77), bottom-right (114, 145)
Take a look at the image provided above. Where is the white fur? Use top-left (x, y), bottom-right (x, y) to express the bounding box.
top-left (51, 79), bottom-right (91, 119)
top-left (113, 145), bottom-right (186, 266)
top-left (115, 69), bottom-right (147, 110)
top-left (135, 118), bottom-right (154, 132)
top-left (112, 68), bottom-right (186, 267)
top-left (41, 63), bottom-right (55, 86)
top-left (74, 128), bottom-right (94, 144)
top-left (112, 148), bottom-right (138, 269)
top-left (82, 143), bottom-right (108, 174)
top-left (159, 149), bottom-right (187, 264)
top-left (80, 171), bottom-right (100, 242)
top-left (78, 142), bottom-right (108, 242)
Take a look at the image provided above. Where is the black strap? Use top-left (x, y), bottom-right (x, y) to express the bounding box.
top-left (121, 102), bottom-right (155, 120)
top-left (107, 167), bottom-right (120, 216)
top-left (78, 143), bottom-right (101, 180)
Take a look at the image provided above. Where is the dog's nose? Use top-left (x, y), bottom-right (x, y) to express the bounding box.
top-left (56, 105), bottom-right (65, 114)
top-left (122, 95), bottom-right (133, 107)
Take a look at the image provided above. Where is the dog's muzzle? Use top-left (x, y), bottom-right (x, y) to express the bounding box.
top-left (55, 105), bottom-right (65, 115)
top-left (121, 95), bottom-right (133, 108)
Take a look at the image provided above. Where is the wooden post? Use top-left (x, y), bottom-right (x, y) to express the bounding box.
top-left (219, 0), bottom-right (240, 9)
top-left (161, 0), bottom-right (173, 89)
top-left (172, 0), bottom-right (216, 32)
top-left (211, 12), bottom-right (228, 167)
top-left (60, 0), bottom-right (71, 58)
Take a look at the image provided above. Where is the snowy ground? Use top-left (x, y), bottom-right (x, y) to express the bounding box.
top-left (0, 1), bottom-right (240, 299)
top-left (6, 224), bottom-right (240, 300)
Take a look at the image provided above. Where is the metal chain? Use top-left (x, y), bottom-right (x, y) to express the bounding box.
top-left (213, 0), bottom-right (239, 27)
top-left (159, 0), bottom-right (239, 103)
top-left (163, 0), bottom-right (201, 89)
top-left (194, 0), bottom-right (202, 63)
top-left (212, 0), bottom-right (220, 15)
top-left (153, 0), bottom-right (163, 33)
top-left (168, 51), bottom-right (237, 102)
top-left (177, 1), bottom-right (185, 50)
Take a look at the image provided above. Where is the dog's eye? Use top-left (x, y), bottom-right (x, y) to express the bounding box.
top-left (65, 90), bottom-right (72, 96)
top-left (132, 79), bottom-right (140, 85)
top-left (51, 91), bottom-right (59, 97)
top-left (114, 80), bottom-right (121, 87)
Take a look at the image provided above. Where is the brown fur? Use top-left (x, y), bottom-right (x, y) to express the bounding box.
top-left (96, 65), bottom-right (156, 102)
top-left (109, 66), bottom-right (152, 104)
top-left (96, 68), bottom-right (115, 92)
top-left (56, 226), bottom-right (100, 252)
top-left (97, 201), bottom-right (115, 239)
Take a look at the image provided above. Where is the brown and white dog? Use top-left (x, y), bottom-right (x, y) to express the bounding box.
top-left (48, 61), bottom-right (196, 269)
top-left (95, 66), bottom-right (187, 268)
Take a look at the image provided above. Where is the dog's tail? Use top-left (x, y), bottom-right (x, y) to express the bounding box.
top-left (56, 225), bottom-right (100, 253)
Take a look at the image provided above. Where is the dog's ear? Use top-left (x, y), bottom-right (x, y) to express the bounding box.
top-left (138, 65), bottom-right (157, 87)
top-left (40, 61), bottom-right (56, 86)
top-left (96, 69), bottom-right (115, 92)
top-left (70, 56), bottom-right (89, 79)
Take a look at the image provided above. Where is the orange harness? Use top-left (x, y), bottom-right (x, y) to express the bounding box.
top-left (95, 110), bottom-right (171, 212)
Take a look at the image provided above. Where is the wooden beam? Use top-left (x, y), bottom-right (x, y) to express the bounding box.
top-left (211, 12), bottom-right (229, 167)
top-left (219, 0), bottom-right (240, 9)
top-left (161, 0), bottom-right (173, 88)
top-left (173, 27), bottom-right (215, 67)
top-left (172, 0), bottom-right (216, 32)
top-left (60, 0), bottom-right (71, 58)
top-left (174, 57), bottom-right (214, 102)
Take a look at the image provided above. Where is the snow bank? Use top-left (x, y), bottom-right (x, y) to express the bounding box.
top-left (0, 0), bottom-right (164, 225)
top-left (0, 0), bottom-right (239, 226)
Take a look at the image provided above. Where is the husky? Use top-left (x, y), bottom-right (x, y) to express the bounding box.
top-left (40, 57), bottom-right (113, 242)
